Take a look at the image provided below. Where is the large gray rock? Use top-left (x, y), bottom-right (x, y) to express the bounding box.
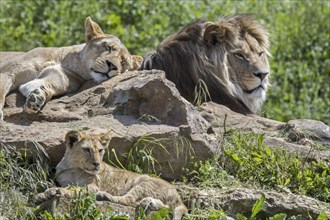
top-left (0, 70), bottom-right (218, 180)
top-left (198, 102), bottom-right (330, 160)
top-left (177, 185), bottom-right (330, 219)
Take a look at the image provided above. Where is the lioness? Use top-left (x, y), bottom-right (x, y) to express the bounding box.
top-left (38, 130), bottom-right (187, 219)
top-left (142, 14), bottom-right (270, 114)
top-left (0, 17), bottom-right (142, 120)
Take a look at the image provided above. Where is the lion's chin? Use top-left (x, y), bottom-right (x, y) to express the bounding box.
top-left (84, 168), bottom-right (99, 175)
top-left (245, 85), bottom-right (264, 94)
top-left (91, 71), bottom-right (109, 83)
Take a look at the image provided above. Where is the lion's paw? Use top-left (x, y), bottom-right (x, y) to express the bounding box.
top-left (35, 187), bottom-right (60, 204)
top-left (139, 197), bottom-right (167, 211)
top-left (95, 191), bottom-right (114, 202)
top-left (35, 187), bottom-right (72, 204)
top-left (24, 88), bottom-right (46, 113)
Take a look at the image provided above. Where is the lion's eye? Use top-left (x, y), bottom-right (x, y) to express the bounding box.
top-left (120, 60), bottom-right (127, 66)
top-left (107, 46), bottom-right (112, 53)
top-left (83, 148), bottom-right (91, 154)
top-left (258, 51), bottom-right (264, 57)
top-left (99, 149), bottom-right (104, 153)
top-left (234, 53), bottom-right (245, 60)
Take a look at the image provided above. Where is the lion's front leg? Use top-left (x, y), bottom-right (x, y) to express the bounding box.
top-left (19, 65), bottom-right (81, 114)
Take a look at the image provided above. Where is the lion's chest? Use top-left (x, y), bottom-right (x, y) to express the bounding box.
top-left (56, 169), bottom-right (95, 187)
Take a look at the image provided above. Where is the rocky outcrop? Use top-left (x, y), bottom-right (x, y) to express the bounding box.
top-left (1, 70), bottom-right (329, 218)
top-left (177, 185), bottom-right (330, 219)
top-left (198, 102), bottom-right (330, 160)
top-left (1, 70), bottom-right (218, 180)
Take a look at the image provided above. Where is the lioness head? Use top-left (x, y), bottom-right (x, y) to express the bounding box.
top-left (204, 14), bottom-right (270, 112)
top-left (64, 130), bottom-right (110, 175)
top-left (82, 17), bottom-right (143, 82)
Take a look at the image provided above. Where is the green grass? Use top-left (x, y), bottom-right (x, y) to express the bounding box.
top-left (108, 133), bottom-right (193, 175)
top-left (222, 131), bottom-right (330, 202)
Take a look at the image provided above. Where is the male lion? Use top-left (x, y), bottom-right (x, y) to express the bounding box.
top-left (142, 14), bottom-right (270, 114)
top-left (0, 17), bottom-right (142, 120)
top-left (37, 130), bottom-right (187, 219)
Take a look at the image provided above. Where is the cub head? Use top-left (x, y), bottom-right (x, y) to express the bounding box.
top-left (64, 130), bottom-right (111, 175)
top-left (204, 14), bottom-right (270, 113)
top-left (82, 17), bottom-right (143, 82)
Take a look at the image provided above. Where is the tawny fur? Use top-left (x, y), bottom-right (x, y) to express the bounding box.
top-left (50, 130), bottom-right (187, 220)
top-left (0, 17), bottom-right (142, 121)
top-left (142, 14), bottom-right (270, 114)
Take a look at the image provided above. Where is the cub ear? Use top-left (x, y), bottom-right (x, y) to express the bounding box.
top-left (85, 16), bottom-right (106, 41)
top-left (99, 133), bottom-right (111, 147)
top-left (130, 55), bottom-right (143, 70)
top-left (65, 130), bottom-right (81, 148)
top-left (204, 23), bottom-right (232, 46)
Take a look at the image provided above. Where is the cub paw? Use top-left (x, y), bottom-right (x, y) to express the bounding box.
top-left (35, 187), bottom-right (72, 204)
top-left (95, 191), bottom-right (114, 202)
top-left (35, 187), bottom-right (60, 204)
top-left (139, 197), bottom-right (167, 211)
top-left (24, 88), bottom-right (46, 113)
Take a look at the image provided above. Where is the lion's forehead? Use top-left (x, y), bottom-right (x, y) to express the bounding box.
top-left (79, 136), bottom-right (104, 151)
top-left (237, 34), bottom-right (263, 55)
top-left (99, 37), bottom-right (125, 48)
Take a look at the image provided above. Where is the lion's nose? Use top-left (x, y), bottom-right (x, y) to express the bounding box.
top-left (106, 60), bottom-right (118, 71)
top-left (93, 162), bottom-right (100, 168)
top-left (253, 71), bottom-right (269, 80)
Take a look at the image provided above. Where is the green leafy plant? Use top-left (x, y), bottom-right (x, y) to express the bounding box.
top-left (222, 131), bottom-right (330, 202)
top-left (185, 157), bottom-right (240, 189)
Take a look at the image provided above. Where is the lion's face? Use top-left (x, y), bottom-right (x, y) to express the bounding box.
top-left (64, 130), bottom-right (110, 175)
top-left (226, 34), bottom-right (270, 99)
top-left (204, 15), bottom-right (271, 113)
top-left (82, 17), bottom-right (143, 83)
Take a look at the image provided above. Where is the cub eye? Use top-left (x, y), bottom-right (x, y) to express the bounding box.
top-left (120, 60), bottom-right (127, 66)
top-left (99, 149), bottom-right (104, 154)
top-left (258, 51), bottom-right (264, 57)
top-left (234, 52), bottom-right (245, 60)
top-left (83, 148), bottom-right (91, 154)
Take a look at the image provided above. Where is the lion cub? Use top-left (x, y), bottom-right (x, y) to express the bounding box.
top-left (49, 130), bottom-right (187, 219)
top-left (0, 17), bottom-right (142, 120)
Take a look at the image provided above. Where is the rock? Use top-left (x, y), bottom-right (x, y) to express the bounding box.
top-left (198, 102), bottom-right (330, 160)
top-left (285, 119), bottom-right (330, 145)
top-left (0, 70), bottom-right (218, 180)
top-left (177, 185), bottom-right (330, 219)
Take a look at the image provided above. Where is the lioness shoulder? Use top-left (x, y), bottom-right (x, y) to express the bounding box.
top-left (0, 17), bottom-right (143, 121)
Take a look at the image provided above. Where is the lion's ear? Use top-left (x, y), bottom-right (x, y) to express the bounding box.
top-left (65, 130), bottom-right (81, 148)
top-left (99, 133), bottom-right (111, 147)
top-left (85, 16), bottom-right (106, 41)
top-left (204, 24), bottom-right (231, 45)
top-left (130, 55), bottom-right (144, 70)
